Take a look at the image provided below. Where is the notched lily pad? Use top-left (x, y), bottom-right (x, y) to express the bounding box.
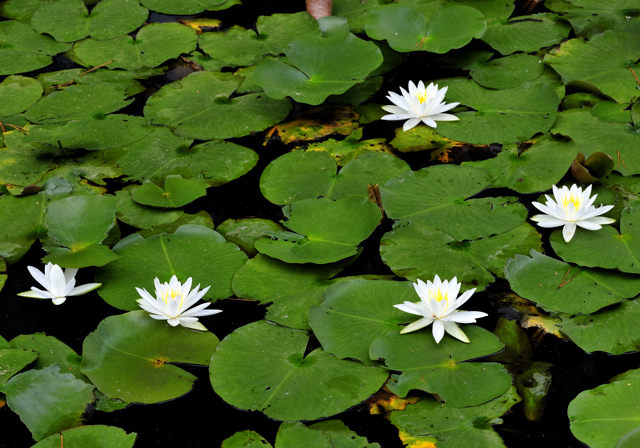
top-left (217, 218), bottom-right (285, 257)
top-left (131, 175), bottom-right (207, 208)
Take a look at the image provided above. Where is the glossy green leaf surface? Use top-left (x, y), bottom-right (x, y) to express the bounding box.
top-left (545, 0), bottom-right (640, 36)
top-left (0, 364), bottom-right (95, 441)
top-left (31, 425), bottom-right (137, 448)
top-left (82, 311), bottom-right (218, 404)
top-left (254, 197), bottom-right (381, 264)
top-left (482, 13), bottom-right (571, 55)
top-left (469, 54), bottom-right (545, 90)
top-left (140, 0), bottom-right (238, 14)
top-left (0, 348), bottom-right (37, 386)
top-left (209, 320), bottom-right (388, 421)
top-left (0, 75), bottom-right (43, 116)
top-left (131, 175), bottom-right (207, 208)
top-left (96, 225), bottom-right (247, 310)
top-left (222, 430), bottom-right (273, 448)
top-left (115, 186), bottom-right (183, 230)
top-left (217, 218), bottom-right (285, 257)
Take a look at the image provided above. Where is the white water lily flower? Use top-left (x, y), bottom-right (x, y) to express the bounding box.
top-left (17, 262), bottom-right (101, 305)
top-left (381, 80), bottom-right (460, 131)
top-left (394, 275), bottom-right (487, 344)
top-left (136, 275), bottom-right (221, 331)
top-left (531, 184), bottom-right (615, 243)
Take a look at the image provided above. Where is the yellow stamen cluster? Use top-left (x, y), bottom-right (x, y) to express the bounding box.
top-left (430, 288), bottom-right (448, 303)
top-left (161, 288), bottom-right (183, 304)
top-left (415, 91), bottom-right (428, 103)
top-left (562, 194), bottom-right (581, 211)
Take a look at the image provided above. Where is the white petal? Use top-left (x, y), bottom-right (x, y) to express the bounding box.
top-left (443, 321), bottom-right (469, 343)
top-left (17, 290), bottom-right (48, 298)
top-left (167, 318), bottom-right (181, 326)
top-left (27, 266), bottom-right (48, 289)
top-left (394, 302), bottom-right (424, 316)
top-left (534, 219), bottom-right (569, 228)
top-left (446, 310), bottom-right (488, 323)
top-left (575, 220), bottom-right (602, 230)
top-left (400, 316), bottom-right (434, 334)
top-left (63, 268), bottom-right (78, 284)
top-left (432, 319), bottom-right (445, 343)
top-left (382, 114), bottom-right (412, 121)
top-left (584, 216), bottom-right (616, 225)
top-left (62, 278), bottom-right (76, 297)
top-left (563, 223), bottom-right (577, 242)
top-left (382, 105), bottom-right (410, 115)
top-left (48, 264), bottom-right (67, 297)
top-left (52, 297), bottom-right (66, 305)
top-left (403, 118), bottom-right (421, 131)
top-left (180, 320), bottom-right (208, 331)
top-left (421, 117), bottom-right (438, 128)
top-left (427, 113), bottom-right (459, 122)
top-left (29, 287), bottom-right (55, 299)
top-left (69, 283), bottom-right (102, 296)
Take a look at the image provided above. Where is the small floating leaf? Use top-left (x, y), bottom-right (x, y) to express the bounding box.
top-left (0, 75), bottom-right (43, 116)
top-left (131, 175), bottom-right (207, 209)
top-left (482, 13), bottom-right (571, 55)
top-left (217, 218), bottom-right (285, 257)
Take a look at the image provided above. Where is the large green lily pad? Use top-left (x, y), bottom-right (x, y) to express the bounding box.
top-left (390, 386), bottom-right (522, 448)
top-left (0, 75), bottom-right (43, 116)
top-left (544, 31), bottom-right (640, 104)
top-left (505, 250), bottom-right (640, 315)
top-left (0, 21), bottom-right (71, 75)
top-left (73, 22), bottom-right (197, 71)
top-left (551, 109), bottom-right (640, 176)
top-left (254, 22), bottom-right (383, 105)
top-left (209, 320), bottom-right (388, 421)
top-left (381, 222), bottom-right (542, 291)
top-left (370, 326), bottom-right (511, 406)
top-left (468, 53), bottom-right (546, 90)
top-left (254, 197), bottom-right (381, 264)
top-left (569, 375), bottom-right (640, 448)
top-left (31, 425), bottom-right (137, 448)
top-left (0, 364), bottom-right (95, 441)
top-left (545, 0), bottom-right (640, 36)
top-left (260, 150), bottom-right (409, 205)
top-left (145, 71), bottom-right (292, 139)
top-left (434, 79), bottom-right (561, 144)
top-left (482, 13), bottom-right (571, 55)
top-left (309, 280), bottom-right (415, 364)
top-left (232, 253), bottom-right (361, 330)
top-left (81, 311), bottom-right (219, 404)
top-left (365, 5), bottom-right (486, 54)
top-left (199, 12), bottom-right (321, 67)
top-left (466, 135), bottom-right (580, 194)
top-left (96, 225), bottom-right (247, 310)
top-left (31, 0), bottom-right (148, 43)
top-left (380, 164), bottom-right (527, 241)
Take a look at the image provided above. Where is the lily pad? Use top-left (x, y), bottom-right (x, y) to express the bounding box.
top-left (0, 0), bottom-right (54, 21)
top-left (254, 197), bottom-right (381, 264)
top-left (0, 349), bottom-right (37, 386)
top-left (571, 151), bottom-right (615, 183)
top-left (558, 299), bottom-right (640, 354)
top-left (551, 109), bottom-right (640, 175)
top-left (209, 320), bottom-right (388, 421)
top-left (199, 12), bottom-right (321, 67)
top-left (277, 420), bottom-right (381, 448)
top-left (365, 5), bottom-right (486, 54)
top-left (390, 386), bottom-right (522, 448)
top-left (116, 128), bottom-right (258, 187)
top-left (222, 430), bottom-right (272, 448)
top-left (505, 250), bottom-right (640, 315)
top-left (145, 71), bottom-right (292, 139)
top-left (131, 175), bottom-right (207, 208)
top-left (260, 150), bottom-right (409, 205)
top-left (482, 13), bottom-right (572, 55)
top-left (569, 374), bottom-right (640, 448)
top-left (96, 225), bottom-right (247, 310)
top-left (545, 0), bottom-right (640, 36)
top-left (0, 21), bottom-right (71, 75)
top-left (42, 195), bottom-right (118, 268)
top-left (81, 311), bottom-right (219, 404)
top-left (0, 75), bottom-right (43, 116)
top-left (136, 211), bottom-right (214, 238)
top-left (591, 101), bottom-right (633, 123)
top-left (232, 253), bottom-right (361, 330)
top-left (550, 207), bottom-right (639, 273)
top-left (466, 135), bottom-right (580, 194)
top-left (31, 425), bottom-right (137, 448)
top-left (115, 186), bottom-right (183, 230)
top-left (305, 128), bottom-right (394, 166)
top-left (31, 0), bottom-right (148, 43)
top-left (140, 0), bottom-right (239, 14)
top-left (265, 106), bottom-right (359, 145)
top-left (217, 218), bottom-right (285, 257)
top-left (434, 79), bottom-right (560, 144)
top-left (381, 164), bottom-right (527, 241)
top-left (73, 22), bottom-right (197, 71)
top-left (544, 31), bottom-right (640, 104)
top-left (254, 22), bottom-right (383, 105)
top-left (380, 222), bottom-right (542, 291)
top-left (370, 326), bottom-right (511, 406)
top-left (469, 53), bottom-right (546, 90)
top-left (309, 280), bottom-right (416, 364)
top-left (0, 364), bottom-right (95, 441)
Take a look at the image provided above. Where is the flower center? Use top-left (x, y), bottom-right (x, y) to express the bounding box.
top-left (415, 91), bottom-right (428, 104)
top-left (562, 194), bottom-right (581, 212)
top-left (161, 287), bottom-right (184, 306)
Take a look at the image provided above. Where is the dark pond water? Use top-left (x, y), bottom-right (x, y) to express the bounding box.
top-left (2, 1), bottom-right (640, 447)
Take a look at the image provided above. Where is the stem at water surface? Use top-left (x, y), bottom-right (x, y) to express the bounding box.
top-left (306, 0), bottom-right (332, 19)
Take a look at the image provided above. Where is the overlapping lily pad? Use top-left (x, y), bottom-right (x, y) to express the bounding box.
top-left (209, 320), bottom-right (388, 421)
top-left (466, 135), bottom-right (580, 194)
top-left (277, 421), bottom-right (380, 448)
top-left (260, 150), bottom-right (409, 205)
top-left (199, 12), bottom-right (321, 67)
top-left (131, 175), bottom-right (207, 208)
top-left (254, 21), bottom-right (383, 105)
top-left (0, 364), bottom-right (95, 441)
top-left (140, 0), bottom-right (239, 14)
top-left (81, 311), bottom-right (219, 404)
top-left (0, 348), bottom-right (37, 386)
top-left (96, 225), bottom-right (247, 310)
top-left (434, 79), bottom-right (561, 144)
top-left (468, 53), bottom-right (546, 90)
top-left (544, 31), bottom-right (640, 104)
top-left (305, 128), bottom-right (393, 166)
top-left (217, 219), bottom-right (285, 257)
top-left (365, 5), bottom-right (486, 53)
top-left (309, 280), bottom-right (414, 364)
top-left (380, 164), bottom-right (527, 241)
top-left (31, 426), bottom-right (137, 448)
top-left (0, 75), bottom-right (43, 116)
top-left (115, 186), bottom-right (183, 230)
top-left (390, 386), bottom-right (522, 447)
top-left (73, 22), bottom-right (197, 71)
top-left (482, 13), bottom-right (571, 55)
top-left (254, 197), bottom-right (381, 264)
top-left (145, 71), bottom-right (292, 139)
top-left (545, 0), bottom-right (640, 36)
top-left (370, 326), bottom-right (510, 406)
top-left (0, 21), bottom-right (71, 75)
top-left (506, 250), bottom-right (640, 315)
top-left (30, 0), bottom-right (148, 43)
top-left (381, 222), bottom-right (542, 291)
